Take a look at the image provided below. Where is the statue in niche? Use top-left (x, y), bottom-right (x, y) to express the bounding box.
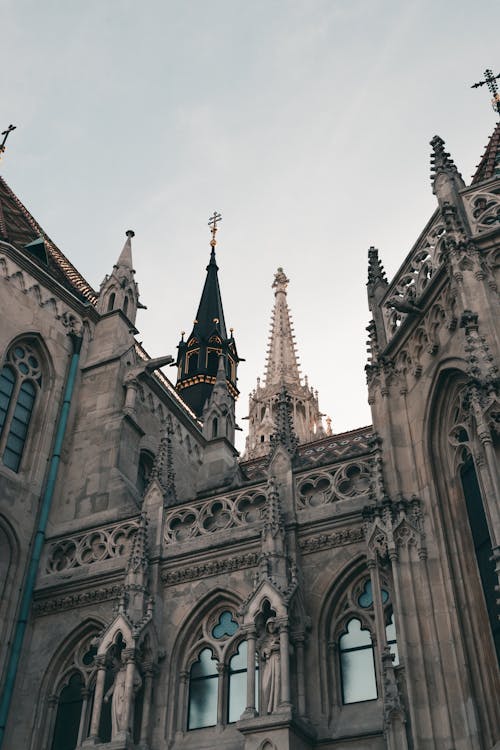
top-left (260, 618), bottom-right (281, 713)
top-left (104, 655), bottom-right (142, 738)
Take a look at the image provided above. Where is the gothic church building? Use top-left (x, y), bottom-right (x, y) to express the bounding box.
top-left (0, 119), bottom-right (499, 750)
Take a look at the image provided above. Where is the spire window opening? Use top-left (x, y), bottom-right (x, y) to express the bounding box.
top-left (107, 292), bottom-right (116, 312)
top-left (123, 295), bottom-right (129, 317)
top-left (137, 450), bottom-right (155, 495)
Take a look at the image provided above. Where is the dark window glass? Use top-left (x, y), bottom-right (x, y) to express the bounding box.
top-left (51, 673), bottom-right (84, 750)
top-left (228, 641), bottom-right (247, 723)
top-left (212, 611), bottom-right (238, 639)
top-left (461, 458), bottom-right (500, 665)
top-left (123, 296), bottom-right (129, 316)
top-left (339, 618), bottom-right (377, 704)
top-left (0, 366), bottom-right (15, 435)
top-left (137, 450), bottom-right (155, 495)
top-left (107, 292), bottom-right (115, 312)
top-left (188, 649), bottom-right (218, 729)
top-left (3, 380), bottom-right (35, 472)
top-left (212, 418), bottom-right (218, 438)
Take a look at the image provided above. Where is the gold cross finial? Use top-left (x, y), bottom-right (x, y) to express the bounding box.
top-left (208, 211), bottom-right (222, 247)
top-left (471, 69), bottom-right (500, 117)
top-left (0, 125), bottom-right (16, 162)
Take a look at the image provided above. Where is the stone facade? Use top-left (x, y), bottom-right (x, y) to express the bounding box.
top-left (0, 122), bottom-right (499, 750)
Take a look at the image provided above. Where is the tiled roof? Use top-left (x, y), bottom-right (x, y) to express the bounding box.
top-left (471, 121), bottom-right (500, 185)
top-left (240, 425), bottom-right (374, 480)
top-left (0, 176), bottom-right (97, 303)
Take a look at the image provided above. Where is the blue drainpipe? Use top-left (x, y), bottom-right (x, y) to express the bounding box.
top-left (0, 332), bottom-right (83, 748)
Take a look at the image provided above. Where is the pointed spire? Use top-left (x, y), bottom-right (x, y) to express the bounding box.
top-left (244, 268), bottom-right (324, 458)
top-left (471, 121), bottom-right (500, 184)
top-left (430, 135), bottom-right (466, 199)
top-left (176, 219), bottom-right (240, 418)
top-left (116, 229), bottom-right (135, 269)
top-left (96, 230), bottom-right (141, 324)
top-left (146, 423), bottom-right (177, 505)
top-left (265, 268), bottom-right (301, 387)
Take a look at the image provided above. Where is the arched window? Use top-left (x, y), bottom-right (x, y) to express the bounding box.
top-left (212, 418), bottom-right (218, 439)
top-left (123, 295), bottom-right (129, 317)
top-left (51, 673), bottom-right (85, 750)
top-left (107, 292), bottom-right (116, 312)
top-left (0, 342), bottom-right (42, 472)
top-left (188, 648), bottom-right (218, 729)
top-left (186, 608), bottom-right (251, 730)
top-left (339, 618), bottom-right (377, 704)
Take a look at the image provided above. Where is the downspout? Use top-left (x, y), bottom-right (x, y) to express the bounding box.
top-left (0, 332), bottom-right (83, 748)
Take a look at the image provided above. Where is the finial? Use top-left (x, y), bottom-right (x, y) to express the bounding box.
top-left (208, 211), bottom-right (222, 248)
top-left (272, 267), bottom-right (289, 294)
top-left (126, 229), bottom-right (135, 238)
top-left (471, 68), bottom-right (500, 117)
top-left (367, 246), bottom-right (388, 285)
top-left (0, 124), bottom-right (16, 162)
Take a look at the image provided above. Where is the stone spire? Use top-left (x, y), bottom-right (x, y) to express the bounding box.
top-left (96, 230), bottom-right (142, 325)
top-left (265, 268), bottom-right (301, 387)
top-left (269, 386), bottom-right (298, 459)
top-left (119, 512), bottom-right (152, 626)
top-left (471, 121), bottom-right (500, 185)
top-left (146, 423), bottom-right (177, 506)
top-left (244, 268), bottom-right (324, 459)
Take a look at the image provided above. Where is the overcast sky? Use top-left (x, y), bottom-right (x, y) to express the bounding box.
top-left (3, 0), bottom-right (499, 450)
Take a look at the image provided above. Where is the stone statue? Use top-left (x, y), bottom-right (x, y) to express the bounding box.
top-left (104, 657), bottom-right (142, 738)
top-left (260, 618), bottom-right (281, 713)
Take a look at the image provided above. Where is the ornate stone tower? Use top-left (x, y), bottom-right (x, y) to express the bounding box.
top-left (175, 221), bottom-right (240, 419)
top-left (244, 267), bottom-right (324, 458)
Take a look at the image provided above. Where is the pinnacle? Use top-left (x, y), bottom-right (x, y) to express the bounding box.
top-left (367, 246), bottom-right (388, 285)
top-left (116, 230), bottom-right (135, 270)
top-left (430, 135), bottom-right (463, 181)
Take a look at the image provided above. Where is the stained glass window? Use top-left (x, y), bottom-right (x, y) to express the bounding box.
top-left (188, 649), bottom-right (218, 729)
top-left (339, 618), bottom-right (377, 704)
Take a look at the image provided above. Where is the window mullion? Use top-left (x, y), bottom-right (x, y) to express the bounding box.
top-left (216, 662), bottom-right (226, 726)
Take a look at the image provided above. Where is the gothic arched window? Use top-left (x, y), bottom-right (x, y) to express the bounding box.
top-left (186, 608), bottom-right (249, 730)
top-left (107, 292), bottom-right (116, 312)
top-left (51, 673), bottom-right (85, 750)
top-left (339, 618), bottom-right (377, 704)
top-left (0, 342), bottom-right (42, 472)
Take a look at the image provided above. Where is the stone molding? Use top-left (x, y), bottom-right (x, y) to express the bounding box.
top-left (33, 584), bottom-right (122, 617)
top-left (161, 552), bottom-right (259, 585)
top-left (298, 526), bottom-right (364, 554)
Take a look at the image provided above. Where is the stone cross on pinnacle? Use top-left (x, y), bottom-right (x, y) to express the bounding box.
top-left (471, 69), bottom-right (500, 117)
top-left (0, 125), bottom-right (16, 158)
top-left (208, 211), bottom-right (222, 247)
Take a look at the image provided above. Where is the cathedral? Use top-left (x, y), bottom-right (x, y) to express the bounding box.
top-left (0, 111), bottom-right (499, 750)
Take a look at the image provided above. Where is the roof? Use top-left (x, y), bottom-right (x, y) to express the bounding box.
top-left (240, 425), bottom-right (374, 481)
top-left (191, 248), bottom-right (227, 340)
top-left (0, 176), bottom-right (97, 303)
top-left (471, 121), bottom-right (500, 185)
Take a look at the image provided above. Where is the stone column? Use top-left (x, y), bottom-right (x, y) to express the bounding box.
top-left (295, 634), bottom-right (306, 717)
top-left (77, 688), bottom-right (91, 745)
top-left (122, 649), bottom-right (138, 738)
top-left (139, 662), bottom-right (154, 746)
top-left (216, 663), bottom-right (227, 726)
top-left (123, 378), bottom-right (139, 415)
top-left (178, 670), bottom-right (189, 732)
top-left (41, 694), bottom-right (58, 749)
top-left (242, 628), bottom-right (257, 718)
top-left (368, 556), bottom-right (387, 657)
top-left (88, 655), bottom-right (107, 740)
top-left (278, 618), bottom-right (291, 708)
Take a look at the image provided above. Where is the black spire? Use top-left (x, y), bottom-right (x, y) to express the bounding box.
top-left (175, 217), bottom-right (240, 418)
